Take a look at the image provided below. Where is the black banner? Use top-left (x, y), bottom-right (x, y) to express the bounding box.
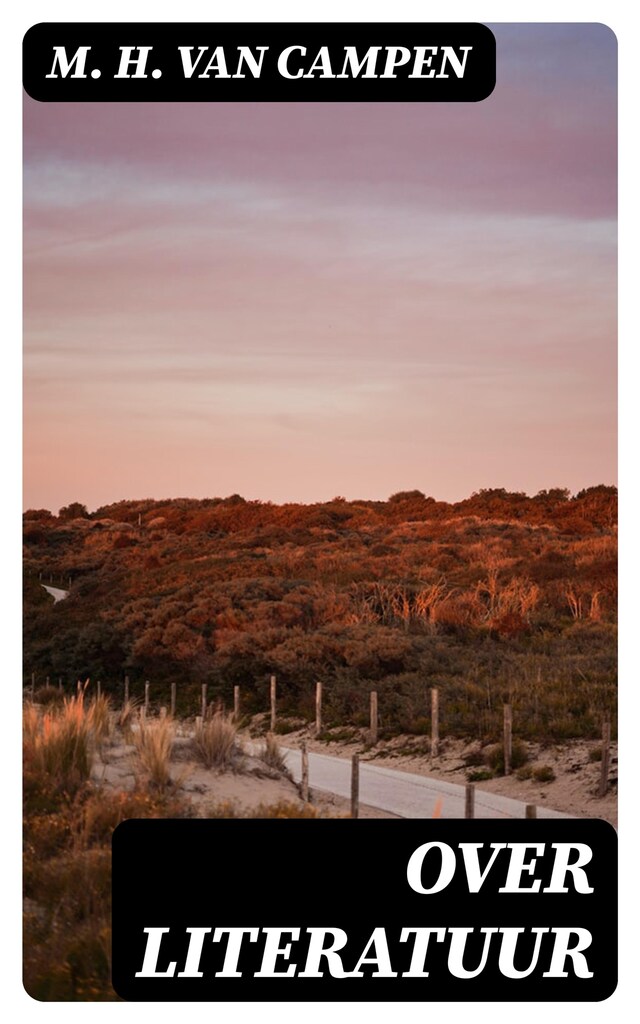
top-left (23, 23), bottom-right (496, 102)
top-left (112, 818), bottom-right (616, 1001)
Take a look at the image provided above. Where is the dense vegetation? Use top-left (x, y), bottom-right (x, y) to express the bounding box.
top-left (24, 486), bottom-right (617, 741)
top-left (23, 689), bottom-right (318, 1000)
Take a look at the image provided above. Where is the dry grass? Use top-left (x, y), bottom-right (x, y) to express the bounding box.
top-left (259, 732), bottom-right (288, 773)
top-left (23, 694), bottom-right (93, 794)
top-left (86, 694), bottom-right (112, 745)
top-left (133, 715), bottom-right (175, 789)
top-left (116, 697), bottom-right (140, 740)
top-left (192, 712), bottom-right (240, 769)
top-left (205, 798), bottom-right (321, 818)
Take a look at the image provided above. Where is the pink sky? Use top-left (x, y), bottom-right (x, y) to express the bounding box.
top-left (23, 24), bottom-right (617, 512)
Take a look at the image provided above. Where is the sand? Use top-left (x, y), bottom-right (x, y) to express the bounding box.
top-left (271, 725), bottom-right (618, 826)
top-left (90, 718), bottom-right (616, 825)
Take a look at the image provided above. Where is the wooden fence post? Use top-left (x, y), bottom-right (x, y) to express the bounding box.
top-left (30, 672), bottom-right (35, 700)
top-left (170, 682), bottom-right (177, 717)
top-left (234, 685), bottom-right (240, 721)
top-left (58, 677), bottom-right (62, 692)
top-left (124, 676), bottom-right (130, 706)
top-left (195, 715), bottom-right (202, 732)
top-left (503, 704), bottom-right (513, 776)
top-left (351, 753), bottom-right (360, 819)
top-left (201, 683), bottom-right (208, 721)
top-left (270, 675), bottom-right (277, 732)
top-left (465, 783), bottom-right (475, 819)
top-left (525, 804), bottom-right (537, 819)
top-left (46, 676), bottom-right (50, 688)
top-left (144, 681), bottom-right (150, 716)
top-left (598, 716), bottom-right (611, 798)
top-left (431, 687), bottom-right (439, 758)
top-left (97, 680), bottom-right (101, 700)
top-left (301, 741), bottom-right (309, 803)
top-left (370, 690), bottom-right (378, 745)
top-left (315, 681), bottom-right (322, 735)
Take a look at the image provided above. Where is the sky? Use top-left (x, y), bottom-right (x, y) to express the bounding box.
top-left (23, 23), bottom-right (617, 512)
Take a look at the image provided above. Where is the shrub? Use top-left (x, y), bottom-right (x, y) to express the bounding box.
top-left (33, 685), bottom-right (65, 707)
top-left (273, 718), bottom-right (304, 735)
top-left (406, 716), bottom-right (431, 736)
top-left (322, 727), bottom-right (358, 743)
top-left (466, 768), bottom-right (494, 782)
top-left (462, 746), bottom-right (485, 767)
top-left (484, 739), bottom-right (529, 773)
top-left (532, 765), bottom-right (556, 783)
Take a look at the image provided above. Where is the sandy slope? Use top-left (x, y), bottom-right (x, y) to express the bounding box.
top-left (88, 719), bottom-right (616, 825)
top-left (263, 727), bottom-right (618, 826)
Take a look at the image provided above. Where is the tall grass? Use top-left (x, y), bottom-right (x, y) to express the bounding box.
top-left (23, 693), bottom-right (93, 794)
top-left (86, 694), bottom-right (112, 745)
top-left (116, 697), bottom-right (140, 740)
top-left (133, 715), bottom-right (175, 789)
top-left (192, 712), bottom-right (240, 769)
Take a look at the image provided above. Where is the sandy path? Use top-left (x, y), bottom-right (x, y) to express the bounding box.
top-left (41, 585), bottom-right (69, 603)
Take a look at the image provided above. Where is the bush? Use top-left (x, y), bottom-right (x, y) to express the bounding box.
top-left (33, 685), bottom-right (65, 707)
top-left (532, 765), bottom-right (556, 783)
top-left (406, 716), bottom-right (431, 736)
top-left (273, 718), bottom-right (304, 735)
top-left (320, 727), bottom-right (358, 743)
top-left (484, 739), bottom-right (529, 773)
top-left (462, 746), bottom-right (485, 767)
top-left (466, 768), bottom-right (494, 782)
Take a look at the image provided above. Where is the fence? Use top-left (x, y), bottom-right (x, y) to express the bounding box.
top-left (24, 673), bottom-right (615, 803)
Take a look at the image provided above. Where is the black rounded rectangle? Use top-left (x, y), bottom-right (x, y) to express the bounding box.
top-left (112, 818), bottom-right (616, 1001)
top-left (24, 23), bottom-right (496, 102)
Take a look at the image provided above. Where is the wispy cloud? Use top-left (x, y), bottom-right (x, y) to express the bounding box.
top-left (23, 24), bottom-right (617, 510)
